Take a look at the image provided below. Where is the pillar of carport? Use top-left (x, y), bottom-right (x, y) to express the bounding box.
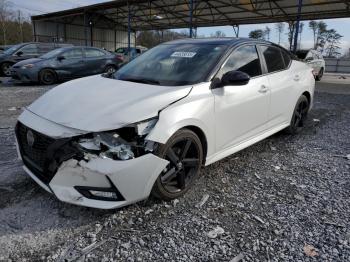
top-left (293, 0), bottom-right (303, 53)
top-left (189, 0), bottom-right (194, 38)
top-left (128, 1), bottom-right (131, 56)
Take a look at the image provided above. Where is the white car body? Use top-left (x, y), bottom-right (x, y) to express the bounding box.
top-left (15, 39), bottom-right (315, 209)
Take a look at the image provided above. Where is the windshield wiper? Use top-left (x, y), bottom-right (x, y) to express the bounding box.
top-left (121, 77), bottom-right (160, 85)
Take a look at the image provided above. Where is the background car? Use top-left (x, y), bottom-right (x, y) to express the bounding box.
top-left (0, 42), bottom-right (71, 76)
top-left (11, 46), bottom-right (123, 85)
top-left (296, 49), bottom-right (325, 81)
top-left (115, 46), bottom-right (148, 62)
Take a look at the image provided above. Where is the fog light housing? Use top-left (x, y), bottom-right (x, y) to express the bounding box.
top-left (74, 176), bottom-right (125, 201)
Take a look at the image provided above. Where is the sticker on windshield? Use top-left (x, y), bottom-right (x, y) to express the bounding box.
top-left (171, 52), bottom-right (197, 58)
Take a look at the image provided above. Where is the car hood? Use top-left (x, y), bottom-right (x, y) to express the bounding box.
top-left (27, 75), bottom-right (192, 132)
top-left (14, 58), bottom-right (43, 66)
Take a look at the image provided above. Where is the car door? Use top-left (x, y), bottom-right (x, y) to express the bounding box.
top-left (258, 45), bottom-right (295, 127)
top-left (84, 48), bottom-right (108, 75)
top-left (212, 45), bottom-right (270, 153)
top-left (13, 43), bottom-right (40, 62)
top-left (55, 48), bottom-right (85, 79)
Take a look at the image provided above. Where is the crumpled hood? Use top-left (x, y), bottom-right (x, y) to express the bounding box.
top-left (27, 75), bottom-right (192, 132)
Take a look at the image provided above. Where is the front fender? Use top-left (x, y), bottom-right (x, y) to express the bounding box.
top-left (146, 83), bottom-right (216, 160)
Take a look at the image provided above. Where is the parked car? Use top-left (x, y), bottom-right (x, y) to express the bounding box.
top-left (0, 42), bottom-right (71, 76)
top-left (15, 38), bottom-right (315, 209)
top-left (0, 45), bottom-right (14, 53)
top-left (296, 49), bottom-right (325, 81)
top-left (115, 46), bottom-right (148, 62)
top-left (11, 46), bottom-right (123, 85)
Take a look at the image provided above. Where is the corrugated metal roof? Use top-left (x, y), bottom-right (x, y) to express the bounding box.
top-left (32, 0), bottom-right (350, 30)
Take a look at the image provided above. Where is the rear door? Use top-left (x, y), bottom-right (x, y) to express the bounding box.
top-left (55, 48), bottom-right (85, 79)
top-left (84, 48), bottom-right (108, 75)
top-left (213, 44), bottom-right (270, 152)
top-left (258, 45), bottom-right (295, 127)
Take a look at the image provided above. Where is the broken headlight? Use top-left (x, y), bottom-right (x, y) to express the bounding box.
top-left (78, 132), bottom-right (134, 160)
top-left (77, 118), bottom-right (158, 161)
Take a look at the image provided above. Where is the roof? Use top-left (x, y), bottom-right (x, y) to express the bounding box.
top-left (31, 0), bottom-right (350, 31)
top-left (164, 37), bottom-right (269, 45)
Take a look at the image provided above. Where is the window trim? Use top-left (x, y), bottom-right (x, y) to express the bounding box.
top-left (257, 44), bottom-right (292, 76)
top-left (212, 43), bottom-right (264, 81)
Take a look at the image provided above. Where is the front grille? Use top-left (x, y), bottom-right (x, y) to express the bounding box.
top-left (16, 122), bottom-right (55, 184)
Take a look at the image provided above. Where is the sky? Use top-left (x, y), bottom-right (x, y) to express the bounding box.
top-left (11, 0), bottom-right (350, 53)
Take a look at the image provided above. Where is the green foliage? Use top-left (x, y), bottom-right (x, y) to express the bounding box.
top-left (249, 29), bottom-right (264, 39)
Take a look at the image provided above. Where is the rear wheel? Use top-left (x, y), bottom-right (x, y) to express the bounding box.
top-left (286, 95), bottom-right (309, 134)
top-left (151, 129), bottom-right (203, 201)
top-left (315, 68), bottom-right (323, 81)
top-left (39, 69), bottom-right (57, 85)
top-left (1, 62), bottom-right (13, 76)
top-left (104, 65), bottom-right (117, 74)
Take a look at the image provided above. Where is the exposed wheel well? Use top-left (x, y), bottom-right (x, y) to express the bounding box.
top-left (181, 125), bottom-right (207, 165)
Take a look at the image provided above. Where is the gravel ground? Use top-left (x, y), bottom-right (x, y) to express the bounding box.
top-left (0, 77), bottom-right (349, 261)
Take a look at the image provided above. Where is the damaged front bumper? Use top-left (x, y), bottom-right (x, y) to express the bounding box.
top-left (15, 110), bottom-right (169, 209)
top-left (50, 154), bottom-right (168, 209)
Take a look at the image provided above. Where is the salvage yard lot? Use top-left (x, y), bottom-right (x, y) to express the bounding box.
top-left (0, 75), bottom-right (349, 261)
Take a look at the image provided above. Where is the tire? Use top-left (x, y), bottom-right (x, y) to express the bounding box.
top-left (285, 95), bottom-right (309, 135)
top-left (39, 69), bottom-right (57, 85)
top-left (104, 65), bottom-right (117, 74)
top-left (1, 62), bottom-right (13, 77)
top-left (151, 129), bottom-right (203, 201)
top-left (315, 68), bottom-right (323, 81)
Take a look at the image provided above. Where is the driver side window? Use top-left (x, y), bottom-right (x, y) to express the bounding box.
top-left (219, 45), bottom-right (262, 78)
top-left (18, 44), bottom-right (38, 56)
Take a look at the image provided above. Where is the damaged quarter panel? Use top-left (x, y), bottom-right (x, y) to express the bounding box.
top-left (27, 75), bottom-right (193, 132)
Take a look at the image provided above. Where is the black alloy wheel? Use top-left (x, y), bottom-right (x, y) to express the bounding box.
top-left (1, 62), bottom-right (12, 76)
top-left (104, 65), bottom-right (116, 74)
top-left (39, 69), bottom-right (57, 85)
top-left (152, 129), bottom-right (203, 200)
top-left (286, 95), bottom-right (309, 134)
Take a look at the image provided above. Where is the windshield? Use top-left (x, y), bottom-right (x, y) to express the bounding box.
top-left (40, 48), bottom-right (63, 59)
top-left (3, 43), bottom-right (23, 55)
top-left (114, 43), bottom-right (227, 86)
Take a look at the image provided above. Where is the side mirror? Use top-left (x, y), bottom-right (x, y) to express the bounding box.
top-left (16, 51), bottom-right (23, 57)
top-left (57, 55), bottom-right (65, 61)
top-left (220, 70), bottom-right (250, 87)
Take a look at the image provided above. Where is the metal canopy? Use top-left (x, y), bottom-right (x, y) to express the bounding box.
top-left (32, 0), bottom-right (350, 31)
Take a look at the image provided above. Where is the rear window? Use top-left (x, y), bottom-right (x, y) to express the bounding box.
top-left (296, 51), bottom-right (308, 60)
top-left (85, 48), bottom-right (106, 58)
top-left (261, 46), bottom-right (285, 73)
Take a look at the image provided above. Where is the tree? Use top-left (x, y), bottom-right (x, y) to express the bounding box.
top-left (323, 29), bottom-right (343, 58)
top-left (287, 21), bottom-right (296, 50)
top-left (210, 30), bottom-right (226, 38)
top-left (309, 20), bottom-right (318, 48)
top-left (0, 0), bottom-right (12, 45)
top-left (298, 22), bottom-right (304, 49)
top-left (249, 29), bottom-right (264, 39)
top-left (264, 26), bottom-right (271, 41)
top-left (275, 22), bottom-right (285, 44)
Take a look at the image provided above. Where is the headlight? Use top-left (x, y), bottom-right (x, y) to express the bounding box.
top-left (78, 132), bottom-right (134, 160)
top-left (77, 118), bottom-right (158, 161)
top-left (21, 64), bottom-right (35, 69)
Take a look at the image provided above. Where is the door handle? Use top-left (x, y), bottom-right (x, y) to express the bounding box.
top-left (294, 75), bottom-right (300, 81)
top-left (258, 85), bottom-right (269, 93)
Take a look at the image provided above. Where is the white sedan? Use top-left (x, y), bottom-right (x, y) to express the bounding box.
top-left (15, 38), bottom-right (315, 209)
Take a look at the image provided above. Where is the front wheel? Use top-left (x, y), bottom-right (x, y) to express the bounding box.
top-left (285, 95), bottom-right (309, 135)
top-left (39, 69), bottom-right (57, 85)
top-left (1, 62), bottom-right (13, 76)
top-left (151, 129), bottom-right (203, 201)
top-left (104, 65), bottom-right (116, 74)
